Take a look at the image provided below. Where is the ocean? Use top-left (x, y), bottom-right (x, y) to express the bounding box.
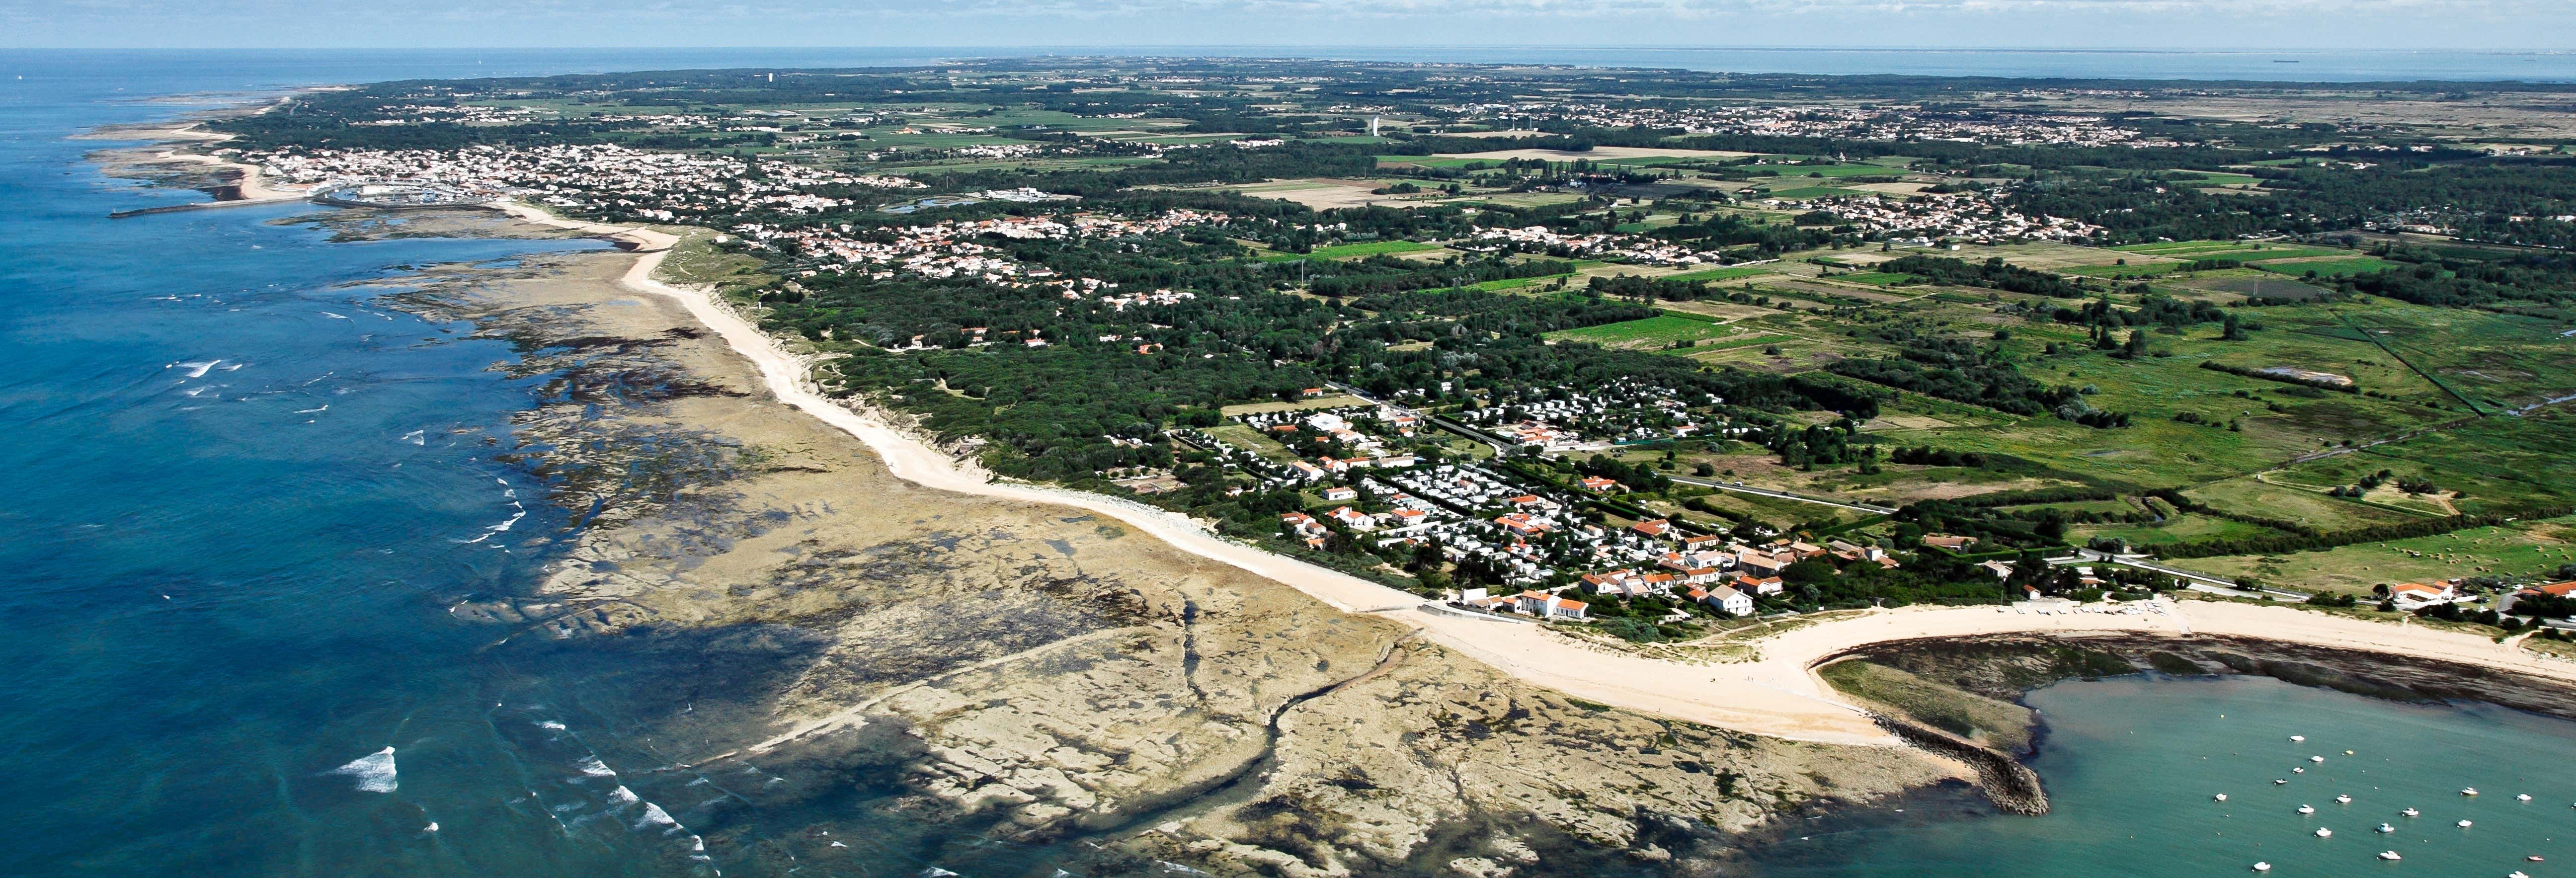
top-left (1749, 675), bottom-right (2576, 876)
top-left (0, 48), bottom-right (2571, 876)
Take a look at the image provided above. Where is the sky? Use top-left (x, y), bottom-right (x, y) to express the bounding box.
top-left (0, 0), bottom-right (2568, 50)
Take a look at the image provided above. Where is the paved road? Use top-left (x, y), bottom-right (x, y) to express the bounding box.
top-left (2055, 549), bottom-right (2309, 602)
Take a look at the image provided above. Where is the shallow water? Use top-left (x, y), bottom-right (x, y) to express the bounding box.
top-left (1753, 674), bottom-right (2576, 876)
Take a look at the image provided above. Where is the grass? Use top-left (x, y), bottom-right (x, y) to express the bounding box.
top-left (2113, 240), bottom-right (2347, 261)
top-left (2172, 172), bottom-right (2264, 187)
top-left (1756, 186), bottom-right (1865, 200)
top-left (2063, 263), bottom-right (2183, 279)
top-left (1818, 660), bottom-right (2035, 751)
top-left (1219, 394), bottom-right (1368, 415)
top-left (2163, 514), bottom-right (2576, 596)
top-left (1834, 271), bottom-right (1920, 286)
top-left (2186, 476), bottom-right (2426, 531)
top-left (1746, 163), bottom-right (1901, 178)
top-left (2076, 515), bottom-right (2291, 548)
top-left (660, 230), bottom-right (779, 301)
top-left (1547, 315), bottom-right (1747, 349)
top-left (1462, 274), bottom-right (1575, 293)
top-left (1259, 240), bottom-right (1442, 261)
top-left (1661, 265), bottom-right (1778, 283)
top-left (1205, 422), bottom-right (1297, 463)
top-left (1692, 332), bottom-right (1798, 351)
top-left (2256, 257), bottom-right (2401, 278)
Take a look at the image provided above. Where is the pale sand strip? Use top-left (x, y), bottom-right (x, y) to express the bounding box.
top-left (489, 202), bottom-right (2576, 749)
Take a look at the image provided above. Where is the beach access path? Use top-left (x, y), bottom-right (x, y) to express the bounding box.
top-left (492, 203), bottom-right (2576, 750)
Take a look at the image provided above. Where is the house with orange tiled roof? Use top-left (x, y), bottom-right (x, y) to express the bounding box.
top-left (2388, 581), bottom-right (2458, 610)
top-left (1631, 519), bottom-right (1674, 539)
top-left (2518, 580), bottom-right (2576, 599)
top-left (1280, 511), bottom-right (1325, 538)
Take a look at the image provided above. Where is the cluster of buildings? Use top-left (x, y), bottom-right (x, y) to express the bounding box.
top-left (241, 143), bottom-right (923, 220)
top-left (348, 103), bottom-right (547, 126)
top-left (1444, 102), bottom-right (2185, 148)
top-left (1263, 440), bottom-right (1898, 623)
top-left (729, 208), bottom-right (1225, 288)
top-left (1449, 383), bottom-right (1744, 449)
top-left (1465, 225), bottom-right (1728, 266)
top-left (1802, 191), bottom-right (2106, 244)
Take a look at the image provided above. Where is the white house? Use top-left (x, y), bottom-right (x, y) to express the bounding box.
top-left (1703, 585), bottom-right (1755, 618)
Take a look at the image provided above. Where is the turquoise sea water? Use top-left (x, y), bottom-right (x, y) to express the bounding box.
top-left (0, 50), bottom-right (2572, 876)
top-left (1754, 675), bottom-right (2576, 877)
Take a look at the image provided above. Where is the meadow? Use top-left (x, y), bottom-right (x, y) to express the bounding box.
top-left (1547, 315), bottom-right (1754, 349)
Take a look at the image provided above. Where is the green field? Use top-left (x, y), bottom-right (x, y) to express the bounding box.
top-left (2173, 172), bottom-right (2264, 187)
top-left (1260, 240), bottom-right (1442, 261)
top-left (1836, 271), bottom-right (1920, 286)
top-left (2166, 514), bottom-right (2576, 597)
top-left (2113, 240), bottom-right (2346, 261)
top-left (1756, 186), bottom-right (1865, 200)
top-left (2255, 257), bottom-right (2401, 278)
top-left (1746, 163), bottom-right (1900, 178)
top-left (2062, 263), bottom-right (2181, 279)
top-left (1547, 315), bottom-right (1750, 349)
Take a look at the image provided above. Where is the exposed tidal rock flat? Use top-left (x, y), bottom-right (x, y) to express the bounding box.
top-left (377, 216), bottom-right (1950, 874)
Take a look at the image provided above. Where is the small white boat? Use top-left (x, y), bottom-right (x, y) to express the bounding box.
top-left (2295, 768), bottom-right (2308, 774)
top-left (2518, 794), bottom-right (2533, 801)
top-left (2464, 788), bottom-right (2480, 796)
top-left (2512, 872), bottom-right (2532, 878)
top-left (2311, 756), bottom-right (2327, 763)
top-left (2276, 779), bottom-right (2291, 785)
top-left (2344, 750), bottom-right (2355, 755)
top-left (2291, 735), bottom-right (2306, 742)
top-left (2316, 827), bottom-right (2334, 838)
top-left (2377, 851), bottom-right (2402, 861)
top-left (2337, 795), bottom-right (2353, 804)
top-left (2215, 794), bottom-right (2229, 801)
top-left (2252, 863), bottom-right (2271, 873)
top-left (2402, 808), bottom-right (2420, 817)
top-left (2298, 804), bottom-right (2316, 814)
top-left (2377, 823), bottom-right (2396, 833)
top-left (2459, 819), bottom-right (2475, 828)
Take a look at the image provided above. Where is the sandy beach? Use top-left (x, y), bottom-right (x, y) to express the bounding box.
top-left (84, 99), bottom-right (312, 204)
top-left (486, 201), bottom-right (2576, 750)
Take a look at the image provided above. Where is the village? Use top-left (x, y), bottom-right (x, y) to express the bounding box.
top-left (1796, 189), bottom-right (2108, 244)
top-left (1447, 100), bottom-right (2189, 149)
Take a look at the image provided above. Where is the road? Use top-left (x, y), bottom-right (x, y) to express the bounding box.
top-left (2055, 548), bottom-right (2309, 602)
top-left (1667, 474), bottom-right (1898, 514)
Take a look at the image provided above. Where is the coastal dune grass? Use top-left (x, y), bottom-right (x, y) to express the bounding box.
top-left (1819, 659), bottom-right (2037, 752)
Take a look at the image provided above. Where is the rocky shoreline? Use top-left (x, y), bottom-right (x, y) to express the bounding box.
top-left (288, 205), bottom-right (1965, 877)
